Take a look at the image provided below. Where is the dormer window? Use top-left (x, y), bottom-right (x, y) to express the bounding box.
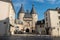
top-left (18, 20), bottom-right (23, 24)
top-left (16, 20), bottom-right (23, 24)
top-left (15, 26), bottom-right (19, 31)
top-left (56, 7), bottom-right (60, 13)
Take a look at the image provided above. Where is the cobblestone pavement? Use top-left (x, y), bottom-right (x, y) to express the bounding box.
top-left (0, 35), bottom-right (60, 40)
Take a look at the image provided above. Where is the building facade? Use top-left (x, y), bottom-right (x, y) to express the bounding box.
top-left (0, 0), bottom-right (15, 36)
top-left (10, 4), bottom-right (38, 35)
top-left (0, 0), bottom-right (38, 36)
top-left (1, 0), bottom-right (60, 37)
top-left (36, 20), bottom-right (46, 35)
top-left (45, 8), bottom-right (60, 36)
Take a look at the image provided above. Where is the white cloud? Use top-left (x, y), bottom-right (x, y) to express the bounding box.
top-left (13, 0), bottom-right (26, 7)
top-left (33, 0), bottom-right (60, 4)
top-left (56, 0), bottom-right (60, 4)
top-left (13, 3), bottom-right (21, 7)
top-left (37, 0), bottom-right (44, 2)
top-left (47, 0), bottom-right (56, 2)
top-left (13, 0), bottom-right (60, 6)
top-left (47, 0), bottom-right (60, 4)
top-left (47, 0), bottom-right (56, 4)
top-left (33, 0), bottom-right (44, 3)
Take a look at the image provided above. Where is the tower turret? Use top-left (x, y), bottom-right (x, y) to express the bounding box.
top-left (30, 4), bottom-right (38, 30)
top-left (30, 4), bottom-right (36, 14)
top-left (30, 4), bottom-right (38, 22)
top-left (18, 4), bottom-right (25, 21)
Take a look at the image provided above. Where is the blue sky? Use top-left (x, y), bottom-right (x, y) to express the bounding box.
top-left (12, 0), bottom-right (60, 20)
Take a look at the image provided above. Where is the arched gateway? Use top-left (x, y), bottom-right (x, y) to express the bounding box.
top-left (26, 28), bottom-right (29, 32)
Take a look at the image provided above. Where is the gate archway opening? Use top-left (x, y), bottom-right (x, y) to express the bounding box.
top-left (26, 28), bottom-right (29, 33)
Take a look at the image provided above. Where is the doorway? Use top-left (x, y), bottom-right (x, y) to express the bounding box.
top-left (26, 28), bottom-right (29, 32)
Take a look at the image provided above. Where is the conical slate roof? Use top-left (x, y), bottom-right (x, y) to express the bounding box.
top-left (30, 4), bottom-right (36, 14)
top-left (24, 10), bottom-right (32, 18)
top-left (19, 4), bottom-right (25, 13)
top-left (17, 4), bottom-right (25, 18)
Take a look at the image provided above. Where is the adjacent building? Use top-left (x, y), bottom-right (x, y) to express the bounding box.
top-left (36, 19), bottom-right (46, 35)
top-left (45, 7), bottom-right (60, 36)
top-left (0, 0), bottom-right (15, 36)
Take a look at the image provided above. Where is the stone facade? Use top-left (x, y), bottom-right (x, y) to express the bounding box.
top-left (45, 8), bottom-right (60, 36)
top-left (10, 4), bottom-right (38, 35)
top-left (1, 0), bottom-right (60, 37)
top-left (0, 0), bottom-right (38, 36)
top-left (0, 0), bottom-right (12, 36)
top-left (36, 20), bottom-right (46, 35)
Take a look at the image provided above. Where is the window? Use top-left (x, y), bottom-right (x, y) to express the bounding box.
top-left (18, 20), bottom-right (23, 24)
top-left (58, 11), bottom-right (60, 13)
top-left (59, 21), bottom-right (60, 24)
top-left (15, 26), bottom-right (19, 31)
top-left (58, 16), bottom-right (60, 19)
top-left (59, 21), bottom-right (60, 27)
top-left (15, 26), bottom-right (19, 28)
top-left (27, 22), bottom-right (30, 26)
top-left (46, 13), bottom-right (47, 16)
top-left (46, 23), bottom-right (48, 27)
top-left (4, 22), bottom-right (6, 24)
top-left (46, 17), bottom-right (48, 21)
top-left (41, 21), bottom-right (43, 23)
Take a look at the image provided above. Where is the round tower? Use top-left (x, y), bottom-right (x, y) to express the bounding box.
top-left (18, 4), bottom-right (25, 21)
top-left (30, 4), bottom-right (38, 30)
top-left (30, 4), bottom-right (38, 23)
